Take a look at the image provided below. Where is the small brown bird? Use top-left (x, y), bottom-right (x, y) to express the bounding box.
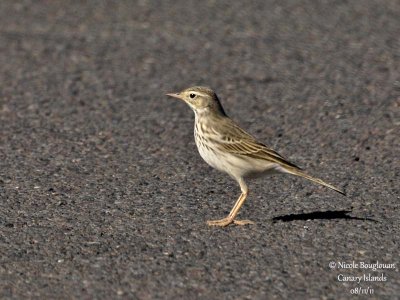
top-left (167, 86), bottom-right (345, 227)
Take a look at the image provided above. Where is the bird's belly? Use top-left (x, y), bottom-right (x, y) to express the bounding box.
top-left (196, 143), bottom-right (228, 173)
top-left (196, 142), bottom-right (278, 178)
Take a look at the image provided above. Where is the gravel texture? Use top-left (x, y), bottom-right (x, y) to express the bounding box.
top-left (0, 1), bottom-right (399, 299)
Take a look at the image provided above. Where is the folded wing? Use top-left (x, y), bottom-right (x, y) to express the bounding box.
top-left (212, 118), bottom-right (302, 170)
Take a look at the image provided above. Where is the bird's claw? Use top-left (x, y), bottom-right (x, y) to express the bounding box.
top-left (207, 217), bottom-right (254, 227)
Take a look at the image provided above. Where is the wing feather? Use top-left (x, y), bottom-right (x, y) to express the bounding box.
top-left (211, 118), bottom-right (302, 170)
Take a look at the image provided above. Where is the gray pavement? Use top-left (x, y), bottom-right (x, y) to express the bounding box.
top-left (0, 1), bottom-right (399, 299)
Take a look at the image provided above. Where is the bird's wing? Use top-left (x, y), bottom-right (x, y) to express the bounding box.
top-left (212, 119), bottom-right (302, 169)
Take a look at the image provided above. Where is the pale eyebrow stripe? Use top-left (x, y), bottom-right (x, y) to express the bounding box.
top-left (193, 92), bottom-right (208, 97)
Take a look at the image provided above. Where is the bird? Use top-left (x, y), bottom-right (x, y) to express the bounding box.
top-left (166, 86), bottom-right (345, 227)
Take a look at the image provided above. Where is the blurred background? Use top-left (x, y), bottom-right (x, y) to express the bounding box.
top-left (0, 1), bottom-right (399, 299)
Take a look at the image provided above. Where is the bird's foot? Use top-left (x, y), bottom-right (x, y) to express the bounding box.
top-left (207, 217), bottom-right (254, 227)
top-left (233, 219), bottom-right (254, 226)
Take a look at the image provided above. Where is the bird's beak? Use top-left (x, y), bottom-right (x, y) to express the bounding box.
top-left (166, 92), bottom-right (183, 100)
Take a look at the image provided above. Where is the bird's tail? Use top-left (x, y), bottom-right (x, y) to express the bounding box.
top-left (282, 167), bottom-right (346, 196)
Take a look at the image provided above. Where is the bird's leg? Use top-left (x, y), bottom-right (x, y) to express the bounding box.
top-left (207, 179), bottom-right (254, 227)
top-left (206, 193), bottom-right (246, 227)
top-left (229, 191), bottom-right (254, 226)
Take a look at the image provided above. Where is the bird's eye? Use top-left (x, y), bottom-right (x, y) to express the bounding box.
top-left (189, 93), bottom-right (196, 99)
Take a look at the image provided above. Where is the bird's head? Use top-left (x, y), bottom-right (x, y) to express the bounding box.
top-left (166, 86), bottom-right (226, 116)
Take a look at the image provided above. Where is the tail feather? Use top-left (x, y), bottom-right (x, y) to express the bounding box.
top-left (283, 167), bottom-right (346, 196)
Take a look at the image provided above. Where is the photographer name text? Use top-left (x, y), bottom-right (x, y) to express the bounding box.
top-left (329, 260), bottom-right (396, 271)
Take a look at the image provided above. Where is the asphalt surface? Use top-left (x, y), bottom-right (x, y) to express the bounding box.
top-left (0, 1), bottom-right (399, 299)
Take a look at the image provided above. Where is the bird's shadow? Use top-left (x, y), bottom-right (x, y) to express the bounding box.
top-left (272, 210), bottom-right (378, 223)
